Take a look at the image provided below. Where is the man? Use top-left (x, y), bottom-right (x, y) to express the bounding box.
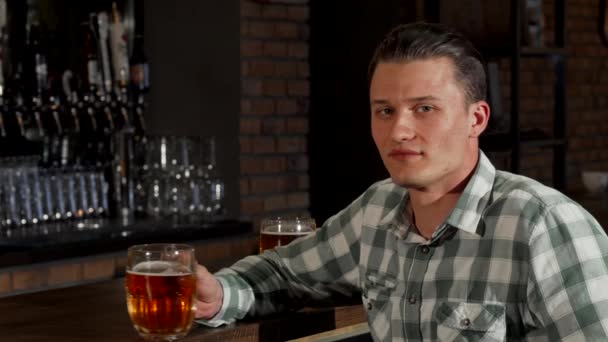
top-left (195, 22), bottom-right (608, 341)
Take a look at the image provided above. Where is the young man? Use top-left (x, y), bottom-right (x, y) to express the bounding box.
top-left (195, 23), bottom-right (608, 341)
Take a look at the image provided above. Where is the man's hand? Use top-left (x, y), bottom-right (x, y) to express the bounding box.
top-left (194, 264), bottom-right (224, 320)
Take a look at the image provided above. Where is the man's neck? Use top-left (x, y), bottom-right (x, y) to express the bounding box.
top-left (406, 152), bottom-right (479, 239)
top-left (407, 190), bottom-right (462, 239)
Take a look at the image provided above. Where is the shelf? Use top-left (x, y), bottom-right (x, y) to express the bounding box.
top-left (521, 138), bottom-right (566, 148)
top-left (481, 131), bottom-right (567, 152)
top-left (479, 46), bottom-right (567, 59)
top-left (520, 47), bottom-right (567, 57)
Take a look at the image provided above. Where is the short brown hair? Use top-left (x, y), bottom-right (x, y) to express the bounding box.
top-left (368, 22), bottom-right (486, 104)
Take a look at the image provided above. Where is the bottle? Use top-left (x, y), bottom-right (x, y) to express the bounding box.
top-left (130, 35), bottom-right (149, 93)
top-left (109, 2), bottom-right (130, 91)
top-left (79, 22), bottom-right (102, 95)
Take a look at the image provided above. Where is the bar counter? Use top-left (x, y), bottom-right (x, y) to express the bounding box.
top-left (0, 218), bottom-right (256, 297)
top-left (0, 277), bottom-right (369, 341)
top-left (0, 218), bottom-right (251, 267)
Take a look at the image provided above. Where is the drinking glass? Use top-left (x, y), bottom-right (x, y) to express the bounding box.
top-left (125, 244), bottom-right (197, 341)
top-left (259, 217), bottom-right (316, 253)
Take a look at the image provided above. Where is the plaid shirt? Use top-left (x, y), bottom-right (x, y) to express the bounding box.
top-left (200, 151), bottom-right (608, 341)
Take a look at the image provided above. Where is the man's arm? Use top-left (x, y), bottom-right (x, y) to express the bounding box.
top-left (196, 189), bottom-right (371, 326)
top-left (526, 201), bottom-right (608, 340)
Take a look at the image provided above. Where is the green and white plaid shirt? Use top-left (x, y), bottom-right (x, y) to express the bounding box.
top-left (201, 151), bottom-right (608, 341)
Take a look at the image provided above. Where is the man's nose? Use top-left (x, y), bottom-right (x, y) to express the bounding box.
top-left (390, 111), bottom-right (415, 141)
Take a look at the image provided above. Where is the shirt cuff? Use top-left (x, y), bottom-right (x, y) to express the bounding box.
top-left (195, 269), bottom-right (254, 327)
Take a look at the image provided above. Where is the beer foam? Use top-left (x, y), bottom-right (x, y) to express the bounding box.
top-left (130, 261), bottom-right (191, 276)
top-left (262, 224), bottom-right (314, 234)
top-left (261, 230), bottom-right (310, 236)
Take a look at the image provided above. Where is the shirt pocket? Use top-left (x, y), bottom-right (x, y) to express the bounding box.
top-left (435, 301), bottom-right (507, 342)
top-left (361, 272), bottom-right (396, 341)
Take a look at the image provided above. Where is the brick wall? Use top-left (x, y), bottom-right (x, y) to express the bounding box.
top-left (563, 0), bottom-right (608, 190)
top-left (238, 0), bottom-right (608, 227)
top-left (239, 0), bottom-right (312, 230)
top-left (516, 0), bottom-right (608, 190)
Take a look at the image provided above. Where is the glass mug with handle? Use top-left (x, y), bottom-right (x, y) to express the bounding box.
top-left (259, 217), bottom-right (316, 253)
top-left (125, 244), bottom-right (197, 341)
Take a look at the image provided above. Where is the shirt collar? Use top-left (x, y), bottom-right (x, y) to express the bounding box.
top-left (445, 150), bottom-right (495, 236)
top-left (376, 150), bottom-right (496, 237)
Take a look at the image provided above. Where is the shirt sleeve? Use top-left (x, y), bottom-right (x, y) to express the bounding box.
top-left (526, 201), bottom-right (608, 340)
top-left (198, 191), bottom-right (368, 325)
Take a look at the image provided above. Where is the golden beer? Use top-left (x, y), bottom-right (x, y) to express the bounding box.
top-left (126, 244), bottom-right (196, 341)
top-left (126, 261), bottom-right (196, 340)
top-left (260, 230), bottom-right (310, 252)
top-left (259, 217), bottom-right (316, 253)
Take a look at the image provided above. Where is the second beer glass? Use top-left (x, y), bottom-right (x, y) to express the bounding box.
top-left (259, 217), bottom-right (316, 253)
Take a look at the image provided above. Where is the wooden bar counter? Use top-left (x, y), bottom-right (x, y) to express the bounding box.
top-left (0, 277), bottom-right (368, 341)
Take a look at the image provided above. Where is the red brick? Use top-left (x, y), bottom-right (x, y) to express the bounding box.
top-left (263, 80), bottom-right (287, 96)
top-left (288, 80), bottom-right (310, 96)
top-left (288, 42), bottom-right (309, 58)
top-left (298, 174), bottom-right (310, 189)
top-left (275, 62), bottom-right (299, 77)
top-left (246, 60), bottom-right (275, 77)
top-left (241, 197), bottom-right (265, 215)
top-left (241, 0), bottom-right (262, 17)
top-left (287, 6), bottom-right (309, 21)
top-left (277, 137), bottom-right (306, 153)
top-left (263, 156), bottom-right (288, 172)
top-left (298, 25), bottom-right (311, 40)
top-left (275, 22), bottom-right (299, 39)
top-left (241, 40), bottom-right (264, 57)
top-left (264, 194), bottom-right (289, 211)
top-left (287, 192), bottom-right (309, 208)
top-left (277, 99), bottom-right (298, 114)
top-left (242, 79), bottom-right (263, 96)
top-left (296, 98), bottom-right (310, 115)
top-left (287, 155), bottom-right (308, 171)
top-left (250, 177), bottom-right (280, 194)
top-left (287, 117), bottom-right (308, 133)
top-left (249, 99), bottom-right (276, 115)
top-left (240, 179), bottom-right (250, 196)
top-left (241, 99), bottom-right (252, 115)
top-left (264, 41), bottom-right (288, 57)
top-left (297, 62), bottom-right (310, 77)
top-left (261, 5), bottom-right (288, 19)
top-left (262, 118), bottom-right (286, 134)
top-left (248, 21), bottom-right (276, 38)
top-left (241, 21), bottom-right (249, 36)
top-left (252, 137), bottom-right (276, 153)
top-left (278, 175), bottom-right (299, 191)
top-left (240, 118), bottom-right (262, 134)
top-left (240, 137), bottom-right (253, 153)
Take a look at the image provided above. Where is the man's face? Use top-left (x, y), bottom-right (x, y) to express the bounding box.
top-left (370, 58), bottom-right (483, 191)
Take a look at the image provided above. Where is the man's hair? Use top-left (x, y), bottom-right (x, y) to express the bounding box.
top-left (368, 22), bottom-right (486, 105)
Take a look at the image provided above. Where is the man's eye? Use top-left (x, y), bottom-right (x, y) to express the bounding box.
top-left (416, 105), bottom-right (433, 113)
top-left (377, 108), bottom-right (393, 116)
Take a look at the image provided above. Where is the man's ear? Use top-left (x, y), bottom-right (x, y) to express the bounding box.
top-left (468, 100), bottom-right (490, 138)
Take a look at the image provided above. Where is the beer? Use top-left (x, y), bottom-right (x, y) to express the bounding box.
top-left (259, 217), bottom-right (316, 253)
top-left (126, 260), bottom-right (196, 340)
top-left (259, 230), bottom-right (310, 252)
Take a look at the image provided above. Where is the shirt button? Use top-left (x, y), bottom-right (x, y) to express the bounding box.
top-left (408, 296), bottom-right (416, 304)
top-left (421, 246), bottom-right (430, 254)
top-left (461, 318), bottom-right (471, 327)
top-left (367, 302), bottom-right (373, 311)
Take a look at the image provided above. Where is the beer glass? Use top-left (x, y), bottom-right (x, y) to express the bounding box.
top-left (125, 244), bottom-right (197, 341)
top-left (259, 217), bottom-right (316, 253)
